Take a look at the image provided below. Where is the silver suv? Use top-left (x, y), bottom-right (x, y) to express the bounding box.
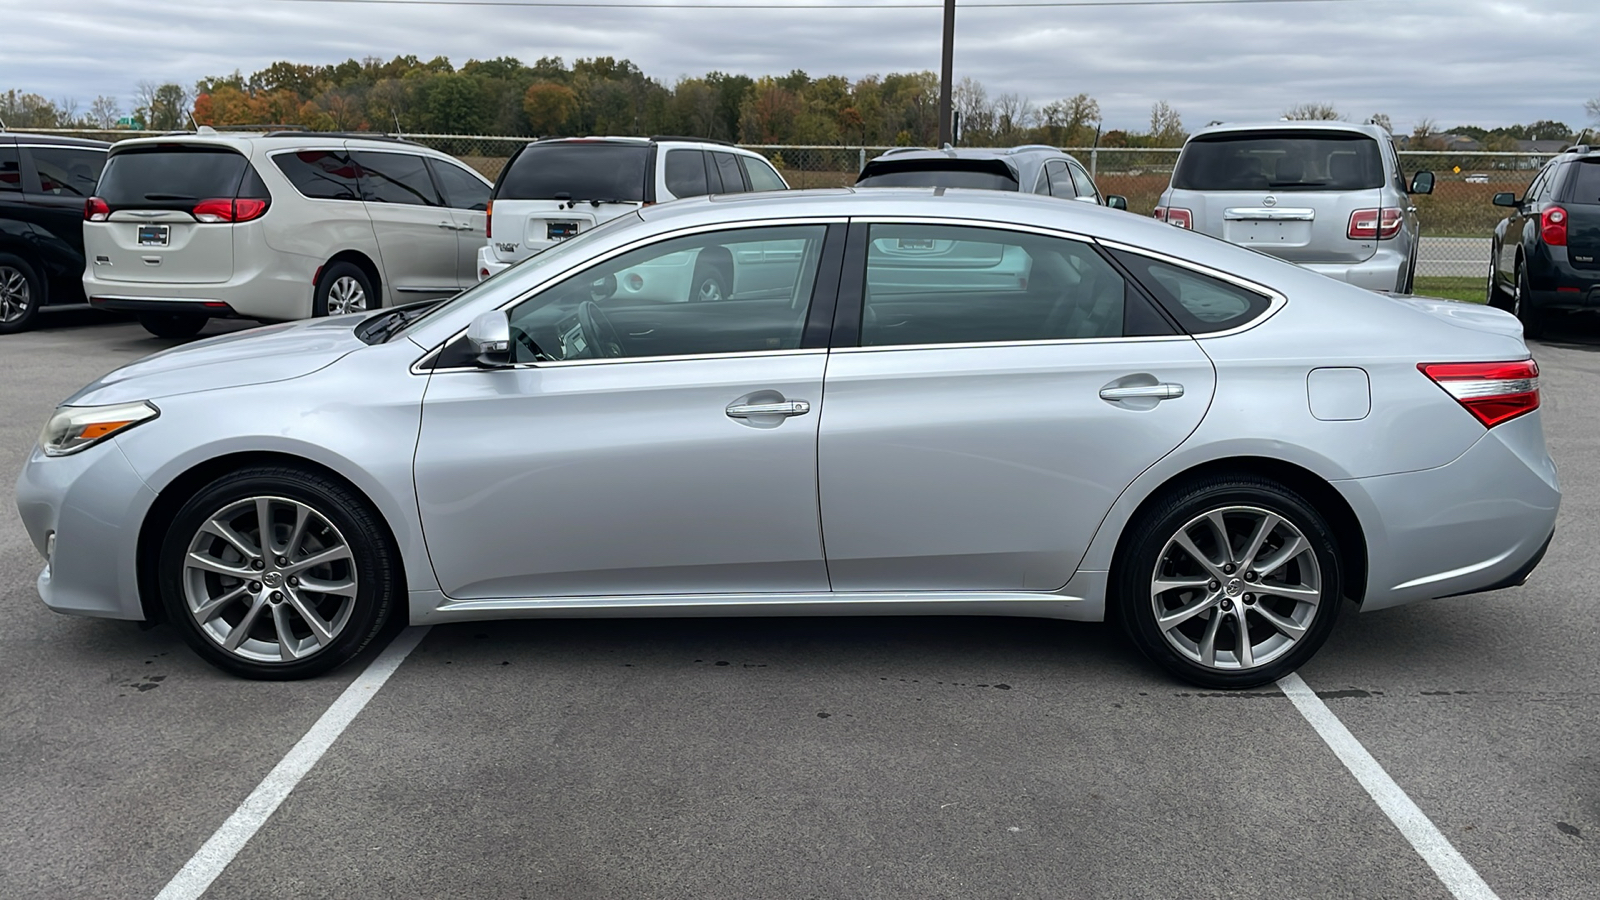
top-left (1155, 121), bottom-right (1434, 293)
top-left (857, 145), bottom-right (1128, 209)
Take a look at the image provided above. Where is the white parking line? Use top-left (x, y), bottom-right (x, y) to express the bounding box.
top-left (152, 626), bottom-right (432, 900)
top-left (1277, 673), bottom-right (1501, 900)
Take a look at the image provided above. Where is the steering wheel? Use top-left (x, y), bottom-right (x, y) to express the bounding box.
top-left (577, 300), bottom-right (624, 359)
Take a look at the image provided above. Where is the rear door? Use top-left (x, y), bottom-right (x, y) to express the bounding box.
top-left (86, 144), bottom-right (246, 284)
top-left (352, 149), bottom-right (460, 300)
top-left (817, 221), bottom-right (1216, 592)
top-left (425, 157), bottom-right (493, 288)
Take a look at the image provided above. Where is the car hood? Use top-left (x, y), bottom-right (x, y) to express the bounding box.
top-left (65, 316), bottom-right (369, 406)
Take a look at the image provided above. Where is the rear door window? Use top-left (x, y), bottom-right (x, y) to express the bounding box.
top-left (1567, 160), bottom-right (1600, 205)
top-left (352, 151), bottom-right (441, 206)
top-left (98, 146), bottom-right (251, 210)
top-left (1044, 160), bottom-right (1075, 198)
top-left (664, 149), bottom-right (709, 198)
top-left (1173, 130), bottom-right (1384, 192)
top-left (28, 146), bottom-right (105, 197)
top-left (273, 149), bottom-right (362, 201)
top-left (713, 153), bottom-right (747, 193)
top-left (427, 158), bottom-right (491, 210)
top-left (1109, 249), bottom-right (1272, 333)
top-left (0, 147), bottom-right (20, 192)
top-left (740, 156), bottom-right (786, 192)
top-left (498, 142), bottom-right (650, 202)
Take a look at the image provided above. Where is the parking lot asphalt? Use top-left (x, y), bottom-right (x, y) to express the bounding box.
top-left (2, 307), bottom-right (1596, 900)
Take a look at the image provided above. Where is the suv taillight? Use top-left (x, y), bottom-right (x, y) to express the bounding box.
top-left (485, 200), bottom-right (493, 239)
top-left (1419, 360), bottom-right (1540, 428)
top-left (1154, 207), bottom-right (1192, 229)
top-left (1540, 207), bottom-right (1568, 246)
top-left (193, 198), bottom-right (269, 224)
top-left (1348, 208), bottom-right (1403, 240)
top-left (84, 197), bottom-right (109, 222)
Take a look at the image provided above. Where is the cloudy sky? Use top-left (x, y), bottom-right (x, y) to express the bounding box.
top-left (3, 0), bottom-right (1596, 134)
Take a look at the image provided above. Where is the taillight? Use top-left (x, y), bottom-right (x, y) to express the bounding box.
top-left (485, 200), bottom-right (493, 239)
top-left (1348, 208), bottom-right (1403, 240)
top-left (1540, 206), bottom-right (1568, 246)
top-left (1155, 207), bottom-right (1192, 229)
top-left (84, 197), bottom-right (109, 222)
top-left (192, 198), bottom-right (270, 223)
top-left (1419, 360), bottom-right (1540, 428)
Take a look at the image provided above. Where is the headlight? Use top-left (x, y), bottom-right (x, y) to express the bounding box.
top-left (39, 401), bottom-right (159, 457)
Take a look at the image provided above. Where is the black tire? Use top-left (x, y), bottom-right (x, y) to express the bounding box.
top-left (1486, 259), bottom-right (1514, 311)
top-left (314, 261), bottom-right (377, 317)
top-left (157, 465), bottom-right (400, 680)
top-left (1514, 262), bottom-right (1546, 340)
top-left (0, 253), bottom-right (44, 335)
top-left (689, 262), bottom-right (730, 303)
top-left (138, 312), bottom-right (209, 339)
top-left (1115, 475), bottom-right (1344, 690)
top-left (1401, 252), bottom-right (1416, 295)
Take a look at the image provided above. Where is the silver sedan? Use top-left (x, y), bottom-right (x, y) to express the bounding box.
top-left (15, 189), bottom-right (1559, 688)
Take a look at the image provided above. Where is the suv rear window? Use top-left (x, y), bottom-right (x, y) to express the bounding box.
top-left (1568, 160), bottom-right (1600, 205)
top-left (1173, 130), bottom-right (1383, 192)
top-left (857, 159), bottom-right (1019, 191)
top-left (498, 142), bottom-right (650, 202)
top-left (97, 146), bottom-right (251, 210)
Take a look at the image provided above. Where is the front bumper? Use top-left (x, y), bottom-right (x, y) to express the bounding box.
top-left (1300, 246), bottom-right (1409, 294)
top-left (1340, 411), bottom-right (1560, 611)
top-left (15, 440), bottom-right (158, 620)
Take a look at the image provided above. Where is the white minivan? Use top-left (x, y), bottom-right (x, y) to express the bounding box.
top-left (83, 129), bottom-right (492, 337)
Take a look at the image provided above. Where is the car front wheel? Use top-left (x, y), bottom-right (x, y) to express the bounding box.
top-left (138, 313), bottom-right (208, 339)
top-left (158, 466), bottom-right (400, 679)
top-left (1116, 476), bottom-right (1343, 689)
top-left (0, 254), bottom-right (43, 335)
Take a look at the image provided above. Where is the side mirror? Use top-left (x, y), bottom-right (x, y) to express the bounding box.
top-left (466, 310), bottom-right (512, 367)
top-left (1409, 171), bottom-right (1435, 195)
top-left (1492, 192), bottom-right (1519, 208)
top-left (588, 272), bottom-right (618, 302)
top-left (1105, 195), bottom-right (1128, 210)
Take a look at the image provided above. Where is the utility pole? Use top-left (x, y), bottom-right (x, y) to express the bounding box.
top-left (938, 0), bottom-right (955, 146)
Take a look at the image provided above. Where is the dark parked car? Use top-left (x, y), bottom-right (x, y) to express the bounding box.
top-left (0, 132), bottom-right (111, 333)
top-left (856, 145), bottom-right (1128, 209)
top-left (1488, 144), bottom-right (1600, 337)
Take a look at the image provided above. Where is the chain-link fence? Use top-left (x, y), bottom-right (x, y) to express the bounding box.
top-left (13, 128), bottom-right (1563, 295)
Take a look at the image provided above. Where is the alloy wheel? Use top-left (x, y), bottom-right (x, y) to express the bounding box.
top-left (182, 496), bottom-right (359, 663)
top-left (327, 275), bottom-right (368, 314)
top-left (696, 276), bottom-right (724, 303)
top-left (1149, 505), bottom-right (1322, 671)
top-left (0, 266), bottom-right (30, 324)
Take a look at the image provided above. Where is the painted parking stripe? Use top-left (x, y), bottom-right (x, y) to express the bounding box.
top-left (1278, 673), bottom-right (1501, 900)
top-left (153, 626), bottom-right (432, 900)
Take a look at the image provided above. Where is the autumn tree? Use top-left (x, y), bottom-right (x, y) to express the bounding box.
top-left (523, 82), bottom-right (578, 135)
top-left (1283, 102), bottom-right (1341, 121)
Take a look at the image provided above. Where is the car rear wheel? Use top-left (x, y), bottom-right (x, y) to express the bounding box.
top-left (690, 263), bottom-right (729, 303)
top-left (1513, 262), bottom-right (1545, 340)
top-left (137, 313), bottom-right (208, 339)
top-left (1116, 476), bottom-right (1343, 689)
top-left (315, 262), bottom-right (377, 317)
top-left (0, 254), bottom-right (43, 335)
top-left (1486, 249), bottom-right (1514, 311)
top-left (158, 466), bottom-right (400, 679)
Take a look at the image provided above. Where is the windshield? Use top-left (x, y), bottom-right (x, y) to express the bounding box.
top-left (1173, 130), bottom-right (1383, 192)
top-left (498, 143), bottom-right (651, 202)
top-left (98, 146), bottom-right (250, 210)
top-left (856, 159), bottom-right (1019, 191)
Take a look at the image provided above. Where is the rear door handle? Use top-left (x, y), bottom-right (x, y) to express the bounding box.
top-left (726, 400), bottom-right (811, 418)
top-left (1099, 383), bottom-right (1184, 401)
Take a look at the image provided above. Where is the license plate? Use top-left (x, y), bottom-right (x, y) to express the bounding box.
top-left (897, 238), bottom-right (935, 250)
top-left (548, 222), bottom-right (579, 240)
top-left (137, 225), bottom-right (169, 247)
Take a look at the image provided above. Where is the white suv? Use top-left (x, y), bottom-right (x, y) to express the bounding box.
top-left (477, 137), bottom-right (788, 281)
top-left (83, 129), bottom-right (492, 338)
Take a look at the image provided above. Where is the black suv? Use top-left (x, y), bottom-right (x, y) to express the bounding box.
top-left (1488, 144), bottom-right (1600, 337)
top-left (856, 145), bottom-right (1128, 209)
top-left (0, 132), bottom-right (111, 333)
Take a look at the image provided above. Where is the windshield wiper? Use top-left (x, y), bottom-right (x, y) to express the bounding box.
top-left (356, 298), bottom-right (446, 344)
top-left (143, 192), bottom-right (197, 201)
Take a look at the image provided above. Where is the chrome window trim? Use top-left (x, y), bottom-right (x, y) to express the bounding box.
top-left (410, 216), bottom-right (846, 374)
top-left (20, 144), bottom-right (110, 154)
top-left (418, 347), bottom-right (826, 376)
top-left (835, 334), bottom-right (1193, 354)
top-left (1094, 238), bottom-right (1287, 337)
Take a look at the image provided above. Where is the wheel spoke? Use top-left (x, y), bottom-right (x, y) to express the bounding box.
top-left (285, 589), bottom-right (336, 645)
top-left (284, 504), bottom-right (311, 560)
top-left (296, 575), bottom-right (357, 598)
top-left (186, 552), bottom-right (254, 579)
top-left (1173, 531), bottom-right (1226, 580)
top-left (192, 583), bottom-right (250, 623)
top-left (1205, 512), bottom-right (1234, 564)
top-left (1253, 605), bottom-right (1308, 641)
top-left (225, 597), bottom-right (268, 651)
top-left (1157, 594), bottom-right (1220, 633)
top-left (283, 544), bottom-right (351, 575)
top-left (1253, 535), bottom-right (1308, 577)
top-left (1152, 575), bottom-right (1211, 595)
top-left (255, 497), bottom-right (276, 554)
top-left (1198, 609), bottom-right (1223, 668)
top-left (202, 517), bottom-right (261, 561)
top-left (1258, 582), bottom-right (1321, 605)
top-left (1239, 513), bottom-right (1280, 572)
top-left (1234, 612), bottom-right (1254, 668)
top-left (271, 604), bottom-right (300, 660)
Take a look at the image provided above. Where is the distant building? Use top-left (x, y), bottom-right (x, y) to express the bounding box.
top-left (1516, 139), bottom-right (1571, 154)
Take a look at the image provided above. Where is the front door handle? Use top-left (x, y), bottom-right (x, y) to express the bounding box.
top-left (1099, 383), bottom-right (1184, 401)
top-left (726, 400), bottom-right (811, 418)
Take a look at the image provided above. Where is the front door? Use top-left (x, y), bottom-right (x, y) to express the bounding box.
top-left (415, 222), bottom-right (841, 599)
top-left (818, 221), bottom-right (1216, 592)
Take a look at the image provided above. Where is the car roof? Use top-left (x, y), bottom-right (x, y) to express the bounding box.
top-left (867, 145), bottom-right (1071, 164)
top-left (524, 136), bottom-right (759, 155)
top-left (0, 132), bottom-right (112, 150)
top-left (1185, 120), bottom-right (1389, 142)
top-left (104, 129), bottom-right (449, 157)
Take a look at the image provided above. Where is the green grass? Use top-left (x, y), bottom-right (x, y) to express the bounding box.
top-left (1413, 276), bottom-right (1487, 303)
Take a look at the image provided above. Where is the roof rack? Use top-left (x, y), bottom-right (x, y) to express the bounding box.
top-left (1007, 144), bottom-right (1059, 154)
top-left (261, 130), bottom-right (421, 145)
top-left (648, 135), bottom-right (733, 146)
top-left (879, 147), bottom-right (931, 156)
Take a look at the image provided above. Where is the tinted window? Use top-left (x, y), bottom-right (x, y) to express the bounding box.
top-left (664, 149), bottom-right (709, 198)
top-left (30, 147), bottom-right (105, 197)
top-left (1110, 249), bottom-right (1272, 333)
top-left (0, 147), bottom-right (19, 192)
top-left (273, 150), bottom-right (362, 200)
top-left (506, 225), bottom-right (828, 362)
top-left (98, 147), bottom-right (250, 210)
top-left (741, 156), bottom-right (786, 192)
top-left (861, 224), bottom-right (1130, 346)
top-left (1045, 160), bottom-right (1074, 198)
top-left (857, 160), bottom-right (1019, 191)
top-left (714, 153), bottom-right (747, 193)
top-left (427, 158), bottom-right (491, 210)
top-left (1568, 160), bottom-right (1600, 205)
top-left (1068, 163), bottom-right (1098, 200)
top-left (352, 151), bottom-right (440, 206)
top-left (499, 143), bottom-right (650, 202)
top-left (1174, 130), bottom-right (1384, 191)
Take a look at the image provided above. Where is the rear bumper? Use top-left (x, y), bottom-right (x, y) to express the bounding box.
top-left (1339, 412), bottom-right (1560, 611)
top-left (1300, 247), bottom-right (1409, 293)
top-left (83, 251), bottom-right (317, 320)
top-left (90, 296), bottom-right (236, 317)
top-left (1525, 250), bottom-right (1600, 312)
top-left (476, 245), bottom-right (513, 282)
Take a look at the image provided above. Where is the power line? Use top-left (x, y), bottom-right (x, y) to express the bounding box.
top-left (255, 0), bottom-right (1368, 10)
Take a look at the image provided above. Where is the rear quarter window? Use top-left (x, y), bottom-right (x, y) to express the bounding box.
top-left (29, 147), bottom-right (106, 197)
top-left (273, 150), bottom-right (362, 201)
top-left (1109, 249), bottom-right (1273, 333)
